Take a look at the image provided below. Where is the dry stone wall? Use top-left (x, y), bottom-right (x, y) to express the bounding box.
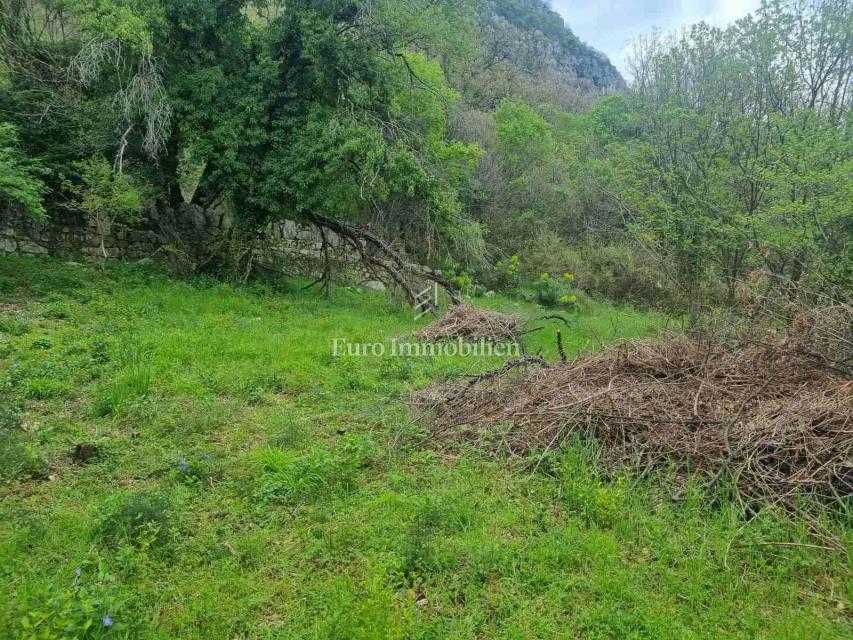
top-left (0, 204), bottom-right (378, 285)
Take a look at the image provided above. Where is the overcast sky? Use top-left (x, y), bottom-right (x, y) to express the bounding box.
top-left (550, 0), bottom-right (761, 79)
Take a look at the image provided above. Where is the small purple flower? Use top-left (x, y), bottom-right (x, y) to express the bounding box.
top-left (178, 462), bottom-right (190, 474)
top-left (201, 453), bottom-right (213, 462)
top-left (102, 614), bottom-right (113, 628)
top-left (74, 566), bottom-right (82, 577)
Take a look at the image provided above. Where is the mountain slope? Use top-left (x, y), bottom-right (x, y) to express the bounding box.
top-left (487, 0), bottom-right (625, 92)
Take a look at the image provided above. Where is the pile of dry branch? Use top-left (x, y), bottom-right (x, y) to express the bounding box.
top-left (414, 304), bottom-right (522, 342)
top-left (413, 321), bottom-right (852, 507)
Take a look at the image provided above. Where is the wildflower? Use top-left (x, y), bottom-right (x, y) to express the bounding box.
top-left (178, 462), bottom-right (190, 474)
top-left (74, 566), bottom-right (82, 577)
top-left (102, 614), bottom-right (113, 628)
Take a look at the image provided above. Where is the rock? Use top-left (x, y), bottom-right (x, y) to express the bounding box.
top-left (17, 241), bottom-right (48, 255)
top-left (485, 290), bottom-right (496, 297)
top-left (280, 220), bottom-right (297, 239)
top-left (363, 280), bottom-right (386, 292)
top-left (1, 238), bottom-right (16, 253)
top-left (181, 204), bottom-right (207, 230)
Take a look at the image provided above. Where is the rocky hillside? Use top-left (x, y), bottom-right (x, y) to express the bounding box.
top-left (484, 0), bottom-right (625, 93)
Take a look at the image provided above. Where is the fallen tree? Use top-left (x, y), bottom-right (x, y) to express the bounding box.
top-left (307, 214), bottom-right (461, 310)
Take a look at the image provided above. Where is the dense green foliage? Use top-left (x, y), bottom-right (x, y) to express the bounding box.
top-left (0, 0), bottom-right (849, 314)
top-left (456, 1), bottom-right (852, 318)
top-left (0, 122), bottom-right (47, 219)
top-left (1, 258), bottom-right (849, 637)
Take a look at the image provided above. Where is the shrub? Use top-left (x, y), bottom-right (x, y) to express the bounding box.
top-left (0, 121), bottom-right (48, 219)
top-left (521, 231), bottom-right (675, 309)
top-left (531, 273), bottom-right (580, 309)
top-left (574, 242), bottom-right (674, 310)
top-left (63, 155), bottom-right (142, 259)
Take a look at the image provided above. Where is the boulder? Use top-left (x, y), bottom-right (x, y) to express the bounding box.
top-left (363, 280), bottom-right (386, 293)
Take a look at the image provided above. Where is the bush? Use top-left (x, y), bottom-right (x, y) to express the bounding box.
top-left (0, 122), bottom-right (48, 219)
top-left (574, 242), bottom-right (674, 310)
top-left (31, 336), bottom-right (53, 350)
top-left (521, 231), bottom-right (675, 309)
top-left (531, 273), bottom-right (580, 308)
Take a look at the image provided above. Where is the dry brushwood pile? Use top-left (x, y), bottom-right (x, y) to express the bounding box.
top-left (412, 320), bottom-right (853, 507)
top-left (414, 304), bottom-right (522, 342)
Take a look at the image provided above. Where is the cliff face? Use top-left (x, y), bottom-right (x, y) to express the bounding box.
top-left (484, 0), bottom-right (625, 93)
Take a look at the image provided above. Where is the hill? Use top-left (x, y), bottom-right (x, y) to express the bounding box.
top-left (485, 0), bottom-right (625, 92)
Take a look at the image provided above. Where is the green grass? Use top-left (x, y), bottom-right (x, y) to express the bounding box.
top-left (0, 256), bottom-right (849, 639)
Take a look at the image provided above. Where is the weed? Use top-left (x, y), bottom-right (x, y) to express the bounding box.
top-left (253, 446), bottom-right (357, 506)
top-left (15, 564), bottom-right (128, 638)
top-left (30, 337), bottom-right (53, 350)
top-left (23, 377), bottom-right (72, 400)
top-left (92, 365), bottom-right (151, 416)
top-left (0, 314), bottom-right (30, 336)
top-left (96, 492), bottom-right (172, 549)
top-left (0, 401), bottom-right (44, 480)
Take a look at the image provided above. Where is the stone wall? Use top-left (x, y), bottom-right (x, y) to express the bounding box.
top-left (0, 204), bottom-right (380, 286)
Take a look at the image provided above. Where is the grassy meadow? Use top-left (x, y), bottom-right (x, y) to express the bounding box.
top-left (0, 257), bottom-right (850, 639)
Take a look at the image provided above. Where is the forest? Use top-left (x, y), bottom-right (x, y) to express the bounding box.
top-left (1, 0), bottom-right (852, 637)
top-left (2, 0), bottom-right (848, 318)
